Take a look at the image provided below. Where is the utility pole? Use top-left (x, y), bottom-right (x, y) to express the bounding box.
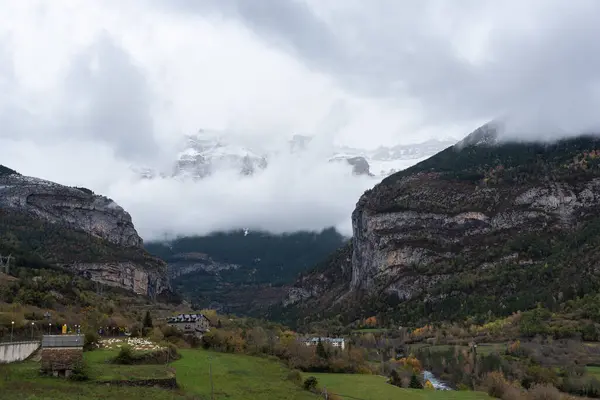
top-left (209, 355), bottom-right (214, 400)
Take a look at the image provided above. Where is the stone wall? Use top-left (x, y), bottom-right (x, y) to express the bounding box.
top-left (41, 348), bottom-right (83, 373)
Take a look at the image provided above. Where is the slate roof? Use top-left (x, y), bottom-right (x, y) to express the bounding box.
top-left (167, 313), bottom-right (208, 323)
top-left (302, 337), bottom-right (345, 343)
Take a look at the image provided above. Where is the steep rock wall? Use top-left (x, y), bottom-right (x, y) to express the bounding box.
top-left (0, 174), bottom-right (140, 247)
top-left (0, 171), bottom-right (169, 297)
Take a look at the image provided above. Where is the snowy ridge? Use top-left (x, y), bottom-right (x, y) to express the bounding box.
top-left (135, 130), bottom-right (457, 180)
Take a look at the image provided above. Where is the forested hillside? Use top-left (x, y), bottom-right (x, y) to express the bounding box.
top-left (146, 228), bottom-right (347, 314)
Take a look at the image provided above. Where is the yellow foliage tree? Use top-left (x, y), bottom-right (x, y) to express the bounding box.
top-left (399, 355), bottom-right (422, 373)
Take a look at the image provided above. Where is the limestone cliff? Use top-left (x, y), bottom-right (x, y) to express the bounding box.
top-left (279, 126), bottom-right (600, 326)
top-left (0, 167), bottom-right (169, 297)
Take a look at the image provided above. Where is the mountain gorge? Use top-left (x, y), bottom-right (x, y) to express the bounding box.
top-left (0, 165), bottom-right (170, 298)
top-left (278, 124), bottom-right (600, 327)
top-left (145, 228), bottom-right (346, 314)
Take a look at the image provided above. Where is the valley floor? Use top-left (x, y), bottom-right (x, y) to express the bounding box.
top-left (307, 373), bottom-right (491, 400)
top-left (0, 348), bottom-right (492, 400)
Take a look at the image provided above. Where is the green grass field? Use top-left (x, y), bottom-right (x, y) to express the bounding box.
top-left (84, 350), bottom-right (174, 381)
top-left (306, 373), bottom-right (491, 400)
top-left (1, 347), bottom-right (494, 399)
top-left (586, 365), bottom-right (600, 379)
top-left (173, 349), bottom-right (316, 399)
top-left (0, 360), bottom-right (189, 400)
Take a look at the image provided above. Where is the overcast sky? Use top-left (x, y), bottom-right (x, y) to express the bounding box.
top-left (1, 0), bottom-right (600, 239)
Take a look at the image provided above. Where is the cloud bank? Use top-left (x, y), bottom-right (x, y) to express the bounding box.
top-left (2, 1), bottom-right (600, 239)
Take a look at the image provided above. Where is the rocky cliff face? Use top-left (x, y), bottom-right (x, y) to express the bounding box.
top-left (165, 253), bottom-right (242, 280)
top-left (279, 126), bottom-right (600, 326)
top-left (0, 168), bottom-right (169, 297)
top-left (0, 174), bottom-right (140, 247)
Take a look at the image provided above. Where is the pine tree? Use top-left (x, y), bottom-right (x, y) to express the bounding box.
top-left (143, 311), bottom-right (153, 328)
top-left (389, 369), bottom-right (402, 387)
top-left (409, 374), bottom-right (423, 389)
top-left (316, 338), bottom-right (328, 359)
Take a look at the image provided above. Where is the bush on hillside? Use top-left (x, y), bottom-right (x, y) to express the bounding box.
top-left (484, 371), bottom-right (514, 399)
top-left (527, 384), bottom-right (560, 400)
top-left (83, 331), bottom-right (99, 351)
top-left (112, 344), bottom-right (180, 365)
top-left (286, 369), bottom-right (303, 386)
top-left (69, 360), bottom-right (90, 381)
top-left (113, 345), bottom-right (136, 365)
top-left (303, 376), bottom-right (318, 391)
top-left (409, 374), bottom-right (423, 389)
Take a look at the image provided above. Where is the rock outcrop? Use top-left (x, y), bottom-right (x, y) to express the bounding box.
top-left (0, 168), bottom-right (169, 297)
top-left (280, 126), bottom-right (600, 326)
top-left (165, 253), bottom-right (241, 280)
top-left (0, 173), bottom-right (140, 247)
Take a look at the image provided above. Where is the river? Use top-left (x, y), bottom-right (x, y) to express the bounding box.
top-left (423, 370), bottom-right (452, 390)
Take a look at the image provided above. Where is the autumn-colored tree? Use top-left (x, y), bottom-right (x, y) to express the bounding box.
top-left (399, 354), bottom-right (422, 373)
top-left (200, 309), bottom-right (218, 326)
top-left (279, 330), bottom-right (297, 347)
top-left (507, 340), bottom-right (521, 354)
top-left (246, 326), bottom-right (268, 354)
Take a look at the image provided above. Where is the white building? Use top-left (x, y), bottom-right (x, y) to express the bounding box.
top-left (167, 314), bottom-right (210, 337)
top-left (301, 337), bottom-right (345, 350)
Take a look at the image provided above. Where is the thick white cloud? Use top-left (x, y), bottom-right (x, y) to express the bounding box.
top-left (1, 0), bottom-right (599, 239)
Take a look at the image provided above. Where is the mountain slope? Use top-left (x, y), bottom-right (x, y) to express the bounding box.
top-left (145, 228), bottom-right (346, 314)
top-left (0, 166), bottom-right (169, 298)
top-left (278, 125), bottom-right (600, 326)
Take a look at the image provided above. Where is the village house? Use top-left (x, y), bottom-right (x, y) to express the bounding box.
top-left (300, 337), bottom-right (346, 351)
top-left (40, 334), bottom-right (84, 378)
top-left (166, 313), bottom-right (210, 337)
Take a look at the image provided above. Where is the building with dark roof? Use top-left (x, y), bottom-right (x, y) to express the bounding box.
top-left (167, 314), bottom-right (210, 337)
top-left (300, 337), bottom-right (346, 350)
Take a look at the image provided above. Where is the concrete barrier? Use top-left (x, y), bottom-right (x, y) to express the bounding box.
top-left (0, 341), bottom-right (40, 363)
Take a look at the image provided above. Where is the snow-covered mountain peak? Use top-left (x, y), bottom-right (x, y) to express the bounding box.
top-left (134, 129), bottom-right (458, 181)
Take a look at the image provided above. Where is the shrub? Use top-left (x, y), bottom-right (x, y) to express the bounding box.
top-left (560, 375), bottom-right (600, 398)
top-left (83, 331), bottom-right (99, 351)
top-left (286, 370), bottom-right (303, 386)
top-left (150, 327), bottom-right (164, 342)
top-left (484, 371), bottom-right (513, 399)
top-left (502, 385), bottom-right (525, 400)
top-left (409, 374), bottom-right (423, 389)
top-left (69, 360), bottom-right (89, 381)
top-left (113, 345), bottom-right (136, 365)
top-left (527, 384), bottom-right (560, 400)
top-left (303, 376), bottom-right (318, 391)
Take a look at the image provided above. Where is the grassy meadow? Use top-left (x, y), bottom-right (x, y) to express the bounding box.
top-left (305, 372), bottom-right (491, 400)
top-left (0, 347), bottom-right (496, 400)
